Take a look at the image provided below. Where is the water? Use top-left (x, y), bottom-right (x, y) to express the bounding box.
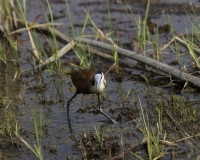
top-left (0, 0), bottom-right (200, 159)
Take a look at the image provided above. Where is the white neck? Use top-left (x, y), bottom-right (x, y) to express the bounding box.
top-left (90, 72), bottom-right (105, 94)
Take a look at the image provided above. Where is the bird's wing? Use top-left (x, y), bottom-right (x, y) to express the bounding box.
top-left (71, 69), bottom-right (97, 93)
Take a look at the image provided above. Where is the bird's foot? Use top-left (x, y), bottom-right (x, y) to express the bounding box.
top-left (97, 109), bottom-right (118, 124)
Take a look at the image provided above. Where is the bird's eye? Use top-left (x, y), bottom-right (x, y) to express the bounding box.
top-left (96, 71), bottom-right (102, 74)
top-left (91, 78), bottom-right (95, 86)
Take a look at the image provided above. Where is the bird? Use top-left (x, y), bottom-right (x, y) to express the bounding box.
top-left (66, 68), bottom-right (117, 123)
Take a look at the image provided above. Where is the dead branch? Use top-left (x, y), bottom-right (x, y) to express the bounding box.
top-left (34, 40), bottom-right (76, 70)
top-left (76, 37), bottom-right (200, 88)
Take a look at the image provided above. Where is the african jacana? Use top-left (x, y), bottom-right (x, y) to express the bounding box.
top-left (67, 68), bottom-right (117, 123)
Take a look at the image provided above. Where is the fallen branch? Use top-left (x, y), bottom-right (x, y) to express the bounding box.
top-left (35, 40), bottom-right (76, 70)
top-left (8, 18), bottom-right (71, 43)
top-left (10, 18), bottom-right (200, 88)
top-left (82, 44), bottom-right (137, 68)
top-left (76, 38), bottom-right (200, 88)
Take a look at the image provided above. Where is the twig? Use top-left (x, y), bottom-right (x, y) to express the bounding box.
top-left (8, 23), bottom-right (64, 36)
top-left (153, 150), bottom-right (167, 160)
top-left (9, 0), bottom-right (18, 28)
top-left (105, 63), bottom-right (116, 77)
top-left (159, 37), bottom-right (175, 53)
top-left (176, 133), bottom-right (200, 143)
top-left (166, 111), bottom-right (200, 148)
top-left (175, 36), bottom-right (200, 56)
top-left (27, 27), bottom-right (43, 64)
top-left (110, 145), bottom-right (132, 160)
top-left (0, 100), bottom-right (12, 113)
top-left (166, 111), bottom-right (188, 136)
top-left (79, 140), bottom-right (87, 160)
top-left (159, 140), bottom-right (178, 147)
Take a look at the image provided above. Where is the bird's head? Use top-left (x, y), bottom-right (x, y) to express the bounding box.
top-left (93, 71), bottom-right (106, 93)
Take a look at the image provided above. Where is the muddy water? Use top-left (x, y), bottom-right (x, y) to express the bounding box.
top-left (1, 0), bottom-right (200, 159)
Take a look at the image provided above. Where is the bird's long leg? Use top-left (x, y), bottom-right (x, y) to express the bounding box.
top-left (67, 92), bottom-right (77, 120)
top-left (97, 95), bottom-right (117, 124)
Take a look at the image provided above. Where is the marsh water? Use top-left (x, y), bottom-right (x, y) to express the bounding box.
top-left (1, 0), bottom-right (200, 159)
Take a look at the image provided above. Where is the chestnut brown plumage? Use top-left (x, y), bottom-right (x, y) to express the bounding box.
top-left (67, 68), bottom-right (117, 123)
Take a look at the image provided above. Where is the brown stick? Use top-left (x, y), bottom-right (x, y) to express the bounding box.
top-left (79, 140), bottom-right (87, 160)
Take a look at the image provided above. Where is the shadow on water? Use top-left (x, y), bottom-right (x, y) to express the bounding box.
top-left (1, 0), bottom-right (200, 159)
